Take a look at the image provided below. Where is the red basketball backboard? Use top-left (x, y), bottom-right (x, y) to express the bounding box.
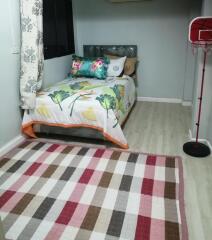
top-left (189, 17), bottom-right (212, 46)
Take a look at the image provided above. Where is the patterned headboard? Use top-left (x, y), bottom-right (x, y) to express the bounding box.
top-left (83, 45), bottom-right (137, 58)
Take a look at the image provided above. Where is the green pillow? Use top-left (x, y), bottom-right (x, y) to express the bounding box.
top-left (71, 55), bottom-right (109, 80)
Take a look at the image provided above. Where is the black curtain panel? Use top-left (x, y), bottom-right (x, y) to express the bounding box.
top-left (43, 0), bottom-right (75, 59)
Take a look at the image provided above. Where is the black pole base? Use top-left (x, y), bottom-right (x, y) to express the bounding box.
top-left (183, 141), bottom-right (211, 158)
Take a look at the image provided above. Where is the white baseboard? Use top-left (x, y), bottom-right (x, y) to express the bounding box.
top-left (137, 97), bottom-right (192, 106)
top-left (0, 135), bottom-right (25, 158)
top-left (137, 97), bottom-right (181, 103)
top-left (189, 129), bottom-right (212, 152)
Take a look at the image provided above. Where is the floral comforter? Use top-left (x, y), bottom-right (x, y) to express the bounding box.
top-left (22, 76), bottom-right (136, 148)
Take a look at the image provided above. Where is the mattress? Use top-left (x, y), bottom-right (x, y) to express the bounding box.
top-left (22, 76), bottom-right (136, 148)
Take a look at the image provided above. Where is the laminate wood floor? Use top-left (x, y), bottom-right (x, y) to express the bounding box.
top-left (124, 102), bottom-right (212, 240)
top-left (39, 101), bottom-right (212, 240)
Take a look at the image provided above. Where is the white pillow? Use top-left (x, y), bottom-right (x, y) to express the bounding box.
top-left (107, 56), bottom-right (127, 77)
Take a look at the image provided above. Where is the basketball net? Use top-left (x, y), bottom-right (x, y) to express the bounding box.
top-left (191, 42), bottom-right (212, 55)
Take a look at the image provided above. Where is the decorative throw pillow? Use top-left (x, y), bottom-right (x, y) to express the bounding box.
top-left (105, 54), bottom-right (137, 76)
top-left (107, 56), bottom-right (127, 77)
top-left (71, 55), bottom-right (109, 80)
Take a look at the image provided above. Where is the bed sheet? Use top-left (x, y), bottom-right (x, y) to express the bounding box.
top-left (22, 76), bottom-right (136, 148)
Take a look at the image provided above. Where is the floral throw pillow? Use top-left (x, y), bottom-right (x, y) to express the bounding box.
top-left (71, 55), bottom-right (109, 80)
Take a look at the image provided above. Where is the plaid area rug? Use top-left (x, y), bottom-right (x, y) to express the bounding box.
top-left (0, 140), bottom-right (188, 240)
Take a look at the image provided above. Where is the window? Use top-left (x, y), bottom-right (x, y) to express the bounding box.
top-left (43, 0), bottom-right (75, 59)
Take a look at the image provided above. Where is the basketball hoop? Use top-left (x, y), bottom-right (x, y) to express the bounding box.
top-left (183, 17), bottom-right (212, 158)
top-left (189, 17), bottom-right (212, 46)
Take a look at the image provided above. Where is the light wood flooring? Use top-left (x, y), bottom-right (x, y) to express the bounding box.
top-left (124, 102), bottom-right (212, 240)
top-left (40, 101), bottom-right (212, 240)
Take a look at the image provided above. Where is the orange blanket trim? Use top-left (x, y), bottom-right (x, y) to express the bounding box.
top-left (22, 121), bottom-right (129, 149)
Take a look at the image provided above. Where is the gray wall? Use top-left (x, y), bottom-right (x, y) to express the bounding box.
top-left (73, 0), bottom-right (194, 100)
top-left (183, 0), bottom-right (202, 102)
top-left (0, 1), bottom-right (73, 148)
top-left (43, 55), bottom-right (72, 88)
top-left (0, 0), bottom-right (21, 148)
top-left (191, 0), bottom-right (212, 145)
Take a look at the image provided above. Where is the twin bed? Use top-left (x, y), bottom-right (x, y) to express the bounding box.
top-left (22, 45), bottom-right (137, 149)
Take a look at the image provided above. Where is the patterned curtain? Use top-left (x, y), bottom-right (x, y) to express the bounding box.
top-left (20, 0), bottom-right (44, 110)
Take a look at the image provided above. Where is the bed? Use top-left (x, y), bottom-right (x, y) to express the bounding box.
top-left (22, 45), bottom-right (137, 149)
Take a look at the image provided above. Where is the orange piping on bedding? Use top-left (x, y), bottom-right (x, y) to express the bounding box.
top-left (22, 121), bottom-right (129, 149)
top-left (23, 125), bottom-right (37, 138)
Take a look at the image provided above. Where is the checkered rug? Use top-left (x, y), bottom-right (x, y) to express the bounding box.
top-left (0, 140), bottom-right (188, 240)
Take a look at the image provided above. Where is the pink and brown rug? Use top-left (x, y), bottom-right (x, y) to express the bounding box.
top-left (0, 140), bottom-right (188, 240)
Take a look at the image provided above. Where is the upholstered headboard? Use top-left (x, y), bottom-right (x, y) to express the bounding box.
top-left (83, 45), bottom-right (137, 58)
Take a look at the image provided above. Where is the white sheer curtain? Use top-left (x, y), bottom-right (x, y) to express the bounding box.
top-left (20, 0), bottom-right (44, 110)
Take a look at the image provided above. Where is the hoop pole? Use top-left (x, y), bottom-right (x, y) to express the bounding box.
top-left (196, 45), bottom-right (207, 143)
